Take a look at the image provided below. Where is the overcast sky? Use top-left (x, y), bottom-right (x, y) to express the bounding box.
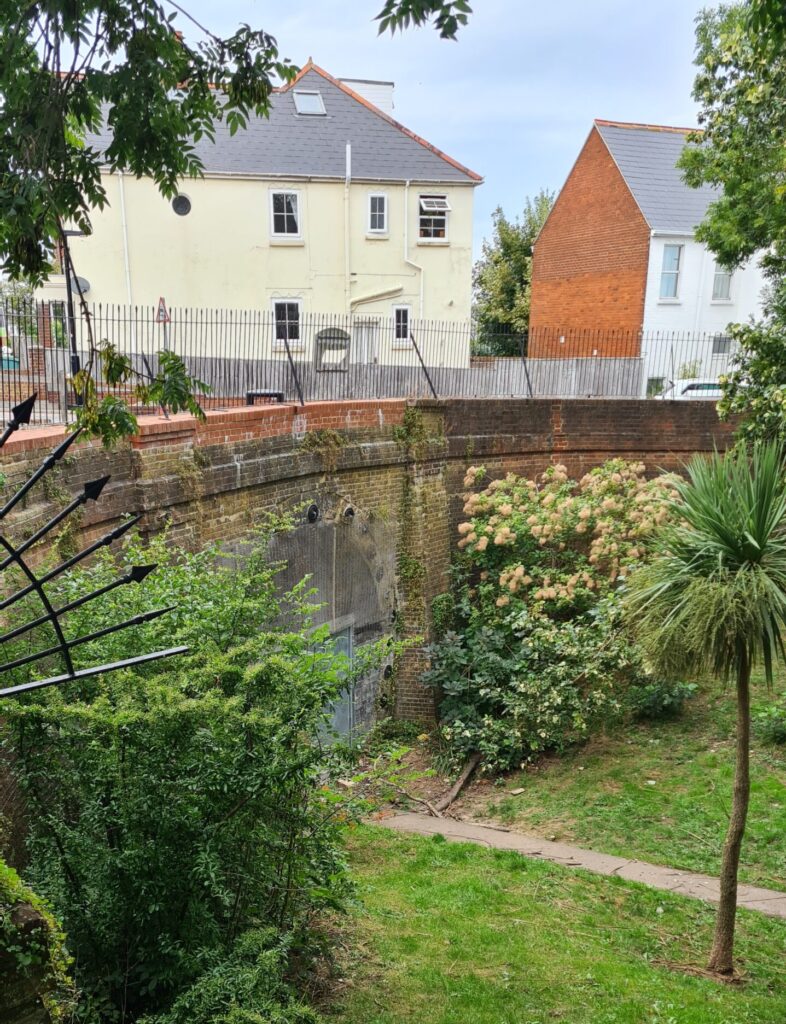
top-left (187, 0), bottom-right (709, 257)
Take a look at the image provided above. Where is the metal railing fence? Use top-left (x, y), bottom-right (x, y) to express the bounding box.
top-left (0, 299), bottom-right (740, 426)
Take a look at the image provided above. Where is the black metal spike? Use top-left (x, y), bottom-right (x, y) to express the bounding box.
top-left (0, 394), bottom-right (38, 450)
top-left (129, 564), bottom-right (157, 583)
top-left (0, 646), bottom-right (189, 698)
top-left (11, 393), bottom-right (37, 427)
top-left (0, 392), bottom-right (37, 439)
top-left (0, 427), bottom-right (84, 521)
top-left (0, 564), bottom-right (159, 647)
top-left (0, 476), bottom-right (112, 572)
top-left (0, 514), bottom-right (143, 612)
top-left (82, 475), bottom-right (111, 502)
top-left (0, 606), bottom-right (176, 674)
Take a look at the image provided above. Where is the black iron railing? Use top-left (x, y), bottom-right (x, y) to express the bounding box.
top-left (0, 299), bottom-right (740, 424)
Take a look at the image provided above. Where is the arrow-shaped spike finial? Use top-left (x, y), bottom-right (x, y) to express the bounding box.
top-left (129, 564), bottom-right (158, 583)
top-left (10, 394), bottom-right (37, 428)
top-left (83, 475), bottom-right (111, 502)
top-left (0, 394), bottom-right (38, 451)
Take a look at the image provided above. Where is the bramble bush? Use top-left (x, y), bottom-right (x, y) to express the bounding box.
top-left (425, 460), bottom-right (679, 771)
top-left (0, 523), bottom-right (387, 1024)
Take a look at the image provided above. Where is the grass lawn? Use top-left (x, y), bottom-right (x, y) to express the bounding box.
top-left (467, 682), bottom-right (786, 891)
top-left (327, 826), bottom-right (786, 1024)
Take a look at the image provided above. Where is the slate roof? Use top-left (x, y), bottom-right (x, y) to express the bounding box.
top-left (87, 62), bottom-right (481, 185)
top-left (594, 120), bottom-right (717, 234)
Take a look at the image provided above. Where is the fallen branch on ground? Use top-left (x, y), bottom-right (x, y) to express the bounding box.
top-left (389, 783), bottom-right (444, 818)
top-left (433, 752), bottom-right (482, 812)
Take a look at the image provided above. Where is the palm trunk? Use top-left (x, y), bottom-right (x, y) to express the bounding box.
top-left (708, 653), bottom-right (751, 975)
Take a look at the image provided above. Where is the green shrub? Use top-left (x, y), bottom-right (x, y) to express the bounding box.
top-left (427, 460), bottom-right (678, 771)
top-left (0, 858), bottom-right (76, 1023)
top-left (426, 601), bottom-right (633, 772)
top-left (361, 717), bottom-right (424, 755)
top-left (755, 699), bottom-right (786, 744)
top-left (143, 929), bottom-right (321, 1024)
top-left (627, 679), bottom-right (698, 720)
top-left (0, 524), bottom-right (379, 1023)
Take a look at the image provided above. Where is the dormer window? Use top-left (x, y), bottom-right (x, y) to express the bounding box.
top-left (293, 91), bottom-right (326, 116)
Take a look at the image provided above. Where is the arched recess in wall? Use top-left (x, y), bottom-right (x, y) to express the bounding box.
top-left (266, 508), bottom-right (397, 735)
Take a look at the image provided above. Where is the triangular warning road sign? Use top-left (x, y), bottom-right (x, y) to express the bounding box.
top-left (156, 296), bottom-right (170, 324)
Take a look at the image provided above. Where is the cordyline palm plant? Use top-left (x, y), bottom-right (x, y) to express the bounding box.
top-left (624, 442), bottom-right (786, 976)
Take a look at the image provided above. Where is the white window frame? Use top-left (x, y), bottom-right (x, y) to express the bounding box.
top-left (418, 194), bottom-right (451, 242)
top-left (269, 190), bottom-right (302, 239)
top-left (392, 304), bottom-right (412, 347)
top-left (368, 192), bottom-right (388, 235)
top-left (271, 298), bottom-right (303, 351)
top-left (712, 334), bottom-right (733, 355)
top-left (659, 243), bottom-right (683, 301)
top-left (711, 263), bottom-right (733, 302)
top-left (293, 90), bottom-right (326, 116)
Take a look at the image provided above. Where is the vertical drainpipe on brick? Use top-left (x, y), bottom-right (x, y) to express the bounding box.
top-left (404, 180), bottom-right (425, 317)
top-left (345, 142), bottom-right (352, 314)
top-left (118, 170), bottom-right (137, 346)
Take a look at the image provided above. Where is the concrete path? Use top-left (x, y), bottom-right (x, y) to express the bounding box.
top-left (376, 812), bottom-right (786, 920)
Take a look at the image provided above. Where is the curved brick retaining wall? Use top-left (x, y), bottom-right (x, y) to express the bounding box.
top-left (0, 398), bottom-right (734, 721)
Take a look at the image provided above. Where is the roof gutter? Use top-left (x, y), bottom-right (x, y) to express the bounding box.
top-left (99, 168), bottom-right (478, 186)
top-left (650, 229), bottom-right (699, 238)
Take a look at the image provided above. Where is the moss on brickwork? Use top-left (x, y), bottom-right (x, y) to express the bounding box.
top-left (393, 407), bottom-right (428, 448)
top-left (173, 452), bottom-right (205, 491)
top-left (299, 429), bottom-right (346, 472)
top-left (430, 592), bottom-right (456, 640)
top-left (0, 858), bottom-right (76, 1024)
top-left (53, 510), bottom-right (82, 561)
top-left (397, 555), bottom-right (426, 587)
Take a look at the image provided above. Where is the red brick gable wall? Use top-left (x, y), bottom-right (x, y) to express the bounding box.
top-left (530, 126), bottom-right (650, 355)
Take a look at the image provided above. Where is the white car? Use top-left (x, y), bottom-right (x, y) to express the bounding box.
top-left (656, 378), bottom-right (723, 401)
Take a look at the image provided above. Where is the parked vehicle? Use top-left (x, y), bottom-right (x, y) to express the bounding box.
top-left (656, 378), bottom-right (723, 401)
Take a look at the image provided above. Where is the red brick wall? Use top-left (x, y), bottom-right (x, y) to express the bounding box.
top-left (0, 399), bottom-right (735, 722)
top-left (530, 126), bottom-right (650, 355)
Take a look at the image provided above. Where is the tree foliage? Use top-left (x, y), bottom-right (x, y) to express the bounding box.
top-left (680, 3), bottom-right (786, 442)
top-left (0, 0), bottom-right (474, 286)
top-left (0, 2), bottom-right (297, 285)
top-left (680, 3), bottom-right (786, 277)
top-left (472, 191), bottom-right (553, 355)
top-left (376, 0), bottom-right (473, 38)
top-left (624, 442), bottom-right (786, 974)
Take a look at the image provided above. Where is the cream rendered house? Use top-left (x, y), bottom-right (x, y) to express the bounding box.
top-left (42, 62), bottom-right (482, 368)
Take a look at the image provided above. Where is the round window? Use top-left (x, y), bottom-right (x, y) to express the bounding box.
top-left (172, 194), bottom-right (191, 216)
